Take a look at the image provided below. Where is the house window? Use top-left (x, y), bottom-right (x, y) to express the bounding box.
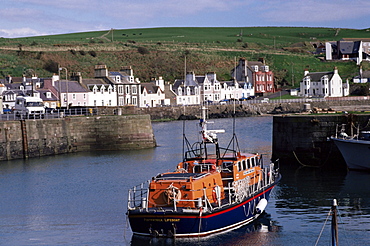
top-left (83, 93), bottom-right (86, 99)
top-left (132, 85), bottom-right (137, 94)
top-left (46, 92), bottom-right (51, 98)
top-left (83, 102), bottom-right (86, 106)
top-left (77, 101), bottom-right (81, 106)
top-left (118, 85), bottom-right (124, 94)
top-left (94, 100), bottom-right (96, 106)
top-left (102, 100), bottom-right (104, 106)
top-left (119, 97), bottom-right (124, 106)
top-left (178, 88), bottom-right (182, 96)
top-left (108, 100), bottom-right (111, 106)
top-left (72, 94), bottom-right (76, 100)
top-left (101, 88), bottom-right (104, 94)
top-left (126, 85), bottom-right (130, 94)
top-left (132, 97), bottom-right (137, 105)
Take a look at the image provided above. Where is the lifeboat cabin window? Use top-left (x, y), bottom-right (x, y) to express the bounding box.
top-left (242, 160), bottom-right (246, 170)
top-left (247, 159), bottom-right (251, 169)
top-left (222, 162), bottom-right (233, 172)
top-left (237, 161), bottom-right (242, 172)
top-left (251, 157), bottom-right (255, 167)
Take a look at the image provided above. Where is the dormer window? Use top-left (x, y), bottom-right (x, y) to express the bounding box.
top-left (46, 92), bottom-right (51, 98)
top-left (178, 88), bottom-right (182, 96)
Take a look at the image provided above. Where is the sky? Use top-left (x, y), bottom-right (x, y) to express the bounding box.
top-left (1, 0), bottom-right (369, 38)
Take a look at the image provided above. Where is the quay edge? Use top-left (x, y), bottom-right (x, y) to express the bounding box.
top-left (272, 113), bottom-right (370, 169)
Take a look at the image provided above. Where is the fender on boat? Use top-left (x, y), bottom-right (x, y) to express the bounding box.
top-left (255, 198), bottom-right (268, 214)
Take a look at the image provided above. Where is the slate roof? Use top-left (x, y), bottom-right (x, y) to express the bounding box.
top-left (338, 41), bottom-right (361, 54)
top-left (54, 81), bottom-right (89, 93)
top-left (195, 76), bottom-right (205, 84)
top-left (109, 71), bottom-right (132, 83)
top-left (80, 78), bottom-right (108, 86)
top-left (141, 83), bottom-right (160, 94)
top-left (37, 88), bottom-right (58, 101)
top-left (305, 71), bottom-right (334, 81)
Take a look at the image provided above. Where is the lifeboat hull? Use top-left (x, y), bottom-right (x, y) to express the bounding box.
top-left (128, 184), bottom-right (275, 238)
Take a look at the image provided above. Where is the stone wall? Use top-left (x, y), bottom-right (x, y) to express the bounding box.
top-left (138, 99), bottom-right (370, 120)
top-left (0, 115), bottom-right (156, 161)
top-left (272, 113), bottom-right (370, 169)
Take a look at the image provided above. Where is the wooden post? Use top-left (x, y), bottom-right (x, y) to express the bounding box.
top-left (331, 199), bottom-right (339, 246)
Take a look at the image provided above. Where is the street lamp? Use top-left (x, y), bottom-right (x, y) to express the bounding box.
top-left (59, 67), bottom-right (68, 108)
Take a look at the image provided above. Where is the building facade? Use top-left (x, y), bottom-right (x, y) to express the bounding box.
top-left (299, 67), bottom-right (349, 98)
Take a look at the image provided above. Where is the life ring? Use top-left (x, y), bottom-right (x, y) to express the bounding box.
top-left (211, 164), bottom-right (216, 172)
top-left (163, 185), bottom-right (181, 205)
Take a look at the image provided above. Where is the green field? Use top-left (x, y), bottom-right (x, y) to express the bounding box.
top-left (0, 27), bottom-right (368, 86)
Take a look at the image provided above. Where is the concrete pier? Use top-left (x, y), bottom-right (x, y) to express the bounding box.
top-left (0, 115), bottom-right (156, 161)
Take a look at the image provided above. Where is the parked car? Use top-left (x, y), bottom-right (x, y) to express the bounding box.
top-left (3, 108), bottom-right (11, 114)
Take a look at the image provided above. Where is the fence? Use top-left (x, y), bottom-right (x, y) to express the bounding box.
top-left (1, 96), bottom-right (370, 121)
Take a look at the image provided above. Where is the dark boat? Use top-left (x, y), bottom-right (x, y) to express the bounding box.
top-left (127, 107), bottom-right (281, 238)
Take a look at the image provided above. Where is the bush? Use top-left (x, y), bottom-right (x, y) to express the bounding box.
top-left (79, 50), bottom-right (86, 55)
top-left (43, 60), bottom-right (59, 73)
top-left (137, 47), bottom-right (149, 55)
top-left (88, 51), bottom-right (97, 57)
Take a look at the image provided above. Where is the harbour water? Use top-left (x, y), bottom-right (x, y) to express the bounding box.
top-left (0, 116), bottom-right (369, 245)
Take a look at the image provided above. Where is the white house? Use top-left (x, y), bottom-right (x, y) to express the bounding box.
top-left (195, 72), bottom-right (221, 103)
top-left (94, 65), bottom-right (141, 107)
top-left (299, 67), bottom-right (349, 97)
top-left (172, 72), bottom-right (200, 105)
top-left (87, 83), bottom-right (116, 107)
top-left (140, 77), bottom-right (168, 107)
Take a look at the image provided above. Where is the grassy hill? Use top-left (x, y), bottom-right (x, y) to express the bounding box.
top-left (0, 27), bottom-right (368, 87)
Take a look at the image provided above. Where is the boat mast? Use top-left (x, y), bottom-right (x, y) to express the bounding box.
top-left (200, 107), bottom-right (224, 159)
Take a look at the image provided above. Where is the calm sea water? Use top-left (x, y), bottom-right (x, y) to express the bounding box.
top-left (0, 116), bottom-right (369, 245)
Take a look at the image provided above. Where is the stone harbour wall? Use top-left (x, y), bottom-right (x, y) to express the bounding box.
top-left (0, 115), bottom-right (156, 161)
top-left (272, 113), bottom-right (370, 169)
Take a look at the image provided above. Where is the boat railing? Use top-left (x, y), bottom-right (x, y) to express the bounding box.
top-left (127, 163), bottom-right (279, 212)
top-left (127, 180), bottom-right (150, 210)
